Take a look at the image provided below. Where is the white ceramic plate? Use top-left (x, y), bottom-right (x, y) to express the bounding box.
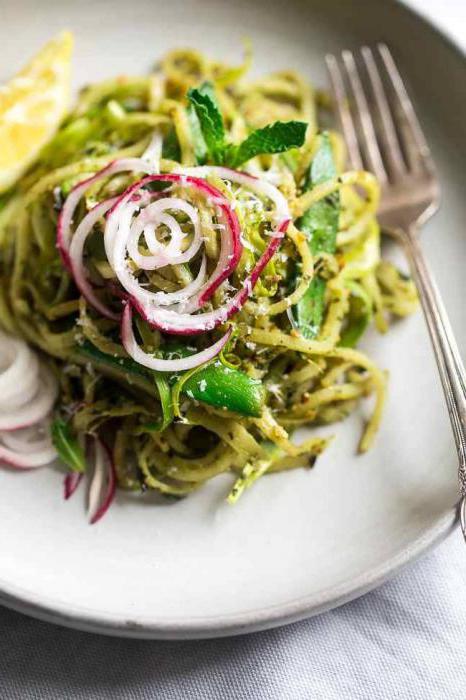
top-left (0, 0), bottom-right (465, 639)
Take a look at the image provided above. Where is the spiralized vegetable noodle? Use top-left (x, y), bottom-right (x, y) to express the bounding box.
top-left (0, 46), bottom-right (417, 505)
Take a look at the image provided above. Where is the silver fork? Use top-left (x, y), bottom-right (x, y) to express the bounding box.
top-left (326, 44), bottom-right (466, 541)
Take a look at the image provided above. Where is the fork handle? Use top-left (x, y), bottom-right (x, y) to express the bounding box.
top-left (400, 224), bottom-right (466, 538)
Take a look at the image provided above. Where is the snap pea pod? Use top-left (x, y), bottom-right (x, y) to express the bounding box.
top-left (73, 342), bottom-right (264, 417)
top-left (182, 362), bottom-right (264, 417)
top-left (292, 132), bottom-right (340, 339)
top-left (166, 342), bottom-right (264, 417)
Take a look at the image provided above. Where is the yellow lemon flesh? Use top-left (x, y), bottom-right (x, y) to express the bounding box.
top-left (0, 31), bottom-right (73, 193)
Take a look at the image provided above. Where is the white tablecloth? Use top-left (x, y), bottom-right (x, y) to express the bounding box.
top-left (1, 2), bottom-right (465, 698)
top-left (0, 532), bottom-right (465, 699)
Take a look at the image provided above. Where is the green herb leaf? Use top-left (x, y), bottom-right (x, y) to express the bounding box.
top-left (300, 132), bottom-right (339, 255)
top-left (292, 276), bottom-right (327, 340)
top-left (186, 103), bottom-right (207, 164)
top-left (298, 196), bottom-right (339, 256)
top-left (187, 82), bottom-right (226, 164)
top-left (292, 131), bottom-right (340, 339)
top-left (228, 121), bottom-right (307, 167)
top-left (162, 127), bottom-right (181, 162)
top-left (308, 131), bottom-right (337, 185)
top-left (51, 419), bottom-right (86, 473)
top-left (339, 281), bottom-right (373, 348)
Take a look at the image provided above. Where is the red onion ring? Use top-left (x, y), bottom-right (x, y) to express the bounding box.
top-left (68, 196), bottom-right (119, 320)
top-left (0, 421), bottom-right (57, 469)
top-left (57, 157), bottom-right (156, 269)
top-left (0, 366), bottom-right (58, 431)
top-left (64, 472), bottom-right (83, 500)
top-left (104, 173), bottom-right (242, 309)
top-left (0, 333), bottom-right (58, 469)
top-left (128, 218), bottom-right (289, 335)
top-left (121, 303), bottom-right (233, 371)
top-left (0, 335), bottom-right (40, 405)
top-left (60, 162), bottom-right (291, 344)
top-left (87, 437), bottom-right (116, 525)
top-left (0, 442), bottom-right (57, 469)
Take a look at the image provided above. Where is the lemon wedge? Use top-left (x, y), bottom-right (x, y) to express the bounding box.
top-left (0, 31), bottom-right (73, 193)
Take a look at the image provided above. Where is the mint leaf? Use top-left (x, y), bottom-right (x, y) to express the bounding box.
top-left (291, 131), bottom-right (340, 340)
top-left (186, 104), bottom-right (207, 164)
top-left (305, 130), bottom-right (337, 187)
top-left (292, 276), bottom-right (326, 340)
top-left (339, 281), bottom-right (372, 348)
top-left (162, 127), bottom-right (181, 162)
top-left (228, 121), bottom-right (307, 167)
top-left (187, 82), bottom-right (226, 164)
top-left (298, 197), bottom-right (339, 256)
top-left (300, 132), bottom-right (339, 255)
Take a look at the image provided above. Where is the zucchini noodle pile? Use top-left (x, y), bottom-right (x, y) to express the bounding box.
top-left (0, 47), bottom-right (417, 510)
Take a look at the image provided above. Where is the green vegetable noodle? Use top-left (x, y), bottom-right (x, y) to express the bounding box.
top-left (0, 44), bottom-right (418, 507)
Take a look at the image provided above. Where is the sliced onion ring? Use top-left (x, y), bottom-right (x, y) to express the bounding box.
top-left (0, 422), bottom-right (57, 469)
top-left (0, 332), bottom-right (58, 469)
top-left (177, 165), bottom-right (290, 224)
top-left (0, 443), bottom-right (57, 469)
top-left (129, 219), bottom-right (289, 335)
top-left (57, 157), bottom-right (156, 269)
top-left (1, 424), bottom-right (52, 454)
top-left (121, 303), bottom-right (233, 371)
top-left (68, 196), bottom-right (119, 320)
top-left (0, 334), bottom-right (40, 405)
top-left (87, 437), bottom-right (116, 525)
top-left (0, 366), bottom-right (58, 431)
top-left (104, 173), bottom-right (242, 310)
top-left (64, 472), bottom-right (84, 500)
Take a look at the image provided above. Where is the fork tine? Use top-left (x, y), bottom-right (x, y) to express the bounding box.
top-left (377, 43), bottom-right (435, 175)
top-left (341, 50), bottom-right (388, 183)
top-left (360, 46), bottom-right (406, 178)
top-left (325, 54), bottom-right (363, 171)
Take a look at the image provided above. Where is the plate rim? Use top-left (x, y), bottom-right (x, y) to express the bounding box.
top-left (0, 510), bottom-right (457, 639)
top-left (0, 0), bottom-right (464, 639)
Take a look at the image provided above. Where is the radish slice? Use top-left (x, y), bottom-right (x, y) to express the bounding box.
top-left (87, 437), bottom-right (116, 525)
top-left (64, 472), bottom-right (83, 500)
top-left (121, 303), bottom-right (232, 371)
